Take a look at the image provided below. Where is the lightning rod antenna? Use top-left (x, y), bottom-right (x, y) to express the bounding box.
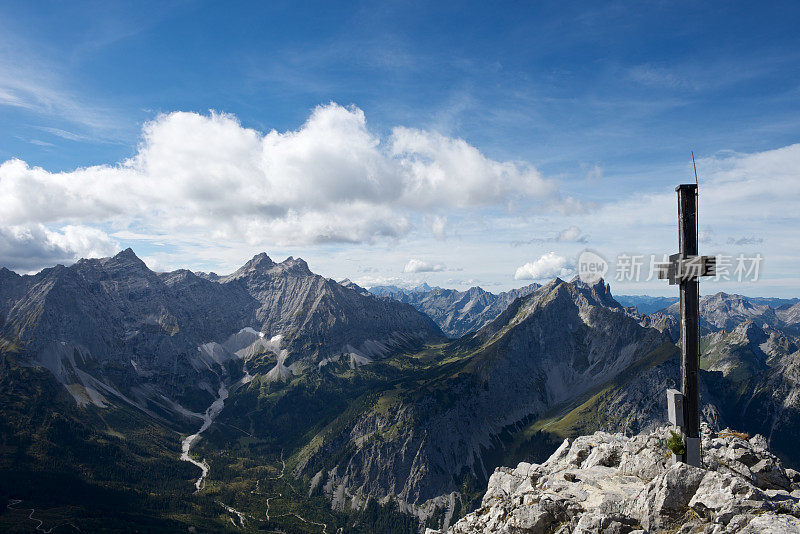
top-left (691, 150), bottom-right (699, 249)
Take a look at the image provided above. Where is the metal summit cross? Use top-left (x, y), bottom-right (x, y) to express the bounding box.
top-left (659, 183), bottom-right (716, 467)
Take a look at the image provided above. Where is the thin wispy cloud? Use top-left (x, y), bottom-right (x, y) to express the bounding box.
top-left (27, 139), bottom-right (55, 147)
top-left (510, 226), bottom-right (588, 247)
top-left (0, 27), bottom-right (128, 140)
top-left (0, 62), bottom-right (116, 133)
top-left (37, 127), bottom-right (93, 142)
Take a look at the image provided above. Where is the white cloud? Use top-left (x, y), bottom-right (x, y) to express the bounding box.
top-left (727, 236), bottom-right (764, 246)
top-left (584, 163), bottom-right (603, 182)
top-left (586, 144), bottom-right (800, 243)
top-left (514, 252), bottom-right (574, 280)
top-left (0, 104), bottom-right (559, 257)
top-left (4, 100), bottom-right (798, 296)
top-left (627, 64), bottom-right (689, 90)
top-left (353, 275), bottom-right (409, 289)
top-left (541, 144), bottom-right (800, 294)
top-left (390, 126), bottom-right (555, 208)
top-left (403, 258), bottom-right (446, 273)
top-left (557, 225), bottom-right (587, 243)
top-left (431, 215), bottom-right (448, 239)
top-left (51, 225), bottom-right (121, 259)
top-left (38, 127), bottom-right (93, 142)
top-left (27, 139), bottom-right (55, 147)
top-left (0, 224), bottom-right (120, 272)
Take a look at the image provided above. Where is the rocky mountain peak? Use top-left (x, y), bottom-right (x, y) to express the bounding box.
top-left (525, 276), bottom-right (618, 315)
top-left (243, 252), bottom-right (275, 270)
top-left (531, 276), bottom-right (566, 297)
top-left (464, 285), bottom-right (488, 297)
top-left (195, 271), bottom-right (220, 281)
top-left (572, 276), bottom-right (620, 309)
top-left (225, 253), bottom-right (314, 280)
top-left (279, 256), bottom-right (311, 275)
top-left (707, 291), bottom-right (755, 309)
top-left (100, 247), bottom-right (149, 271)
top-left (441, 425), bottom-right (800, 533)
top-left (0, 267), bottom-right (21, 284)
top-left (222, 252), bottom-right (276, 280)
top-left (732, 319), bottom-right (770, 344)
top-left (475, 278), bottom-right (570, 336)
top-left (67, 248), bottom-right (155, 286)
top-left (116, 247), bottom-right (137, 259)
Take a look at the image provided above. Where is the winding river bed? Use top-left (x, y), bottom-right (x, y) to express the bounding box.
top-left (180, 382), bottom-right (229, 492)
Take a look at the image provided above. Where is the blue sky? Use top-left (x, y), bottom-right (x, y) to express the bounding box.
top-left (1, 1), bottom-right (799, 296)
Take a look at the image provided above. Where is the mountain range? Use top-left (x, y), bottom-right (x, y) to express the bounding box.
top-left (1, 250), bottom-right (799, 532)
top-left (368, 282), bottom-right (541, 338)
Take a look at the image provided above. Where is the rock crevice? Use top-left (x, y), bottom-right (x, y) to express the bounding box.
top-left (439, 425), bottom-right (800, 533)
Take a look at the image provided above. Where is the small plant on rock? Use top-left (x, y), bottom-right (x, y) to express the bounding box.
top-left (667, 430), bottom-right (686, 456)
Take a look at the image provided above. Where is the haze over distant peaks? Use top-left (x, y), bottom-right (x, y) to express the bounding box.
top-left (370, 280), bottom-right (542, 337)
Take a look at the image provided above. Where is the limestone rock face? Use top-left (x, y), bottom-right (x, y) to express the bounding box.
top-left (442, 425), bottom-right (800, 533)
top-left (778, 301), bottom-right (800, 330)
top-left (699, 319), bottom-right (800, 468)
top-left (637, 312), bottom-right (679, 342)
top-left (301, 278), bottom-right (669, 515)
top-left (0, 250), bottom-right (443, 410)
top-left (1, 250), bottom-right (442, 368)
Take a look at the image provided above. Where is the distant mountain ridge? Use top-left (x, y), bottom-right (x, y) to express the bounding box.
top-left (369, 282), bottom-right (541, 337)
top-left (615, 294), bottom-right (679, 315)
top-left (659, 291), bottom-right (799, 333)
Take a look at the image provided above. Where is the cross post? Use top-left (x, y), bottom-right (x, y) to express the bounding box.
top-left (658, 184), bottom-right (715, 467)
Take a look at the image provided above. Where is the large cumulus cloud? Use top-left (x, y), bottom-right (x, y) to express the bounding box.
top-left (0, 103), bottom-right (558, 265)
top-left (0, 224), bottom-right (119, 271)
top-left (514, 251), bottom-right (574, 280)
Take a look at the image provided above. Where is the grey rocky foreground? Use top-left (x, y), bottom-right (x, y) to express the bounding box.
top-left (433, 425), bottom-right (800, 533)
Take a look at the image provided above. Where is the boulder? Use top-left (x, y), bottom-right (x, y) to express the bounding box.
top-left (626, 463), bottom-right (706, 531)
top-left (689, 470), bottom-right (771, 523)
top-left (444, 426), bottom-right (800, 534)
top-left (751, 457), bottom-right (793, 491)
